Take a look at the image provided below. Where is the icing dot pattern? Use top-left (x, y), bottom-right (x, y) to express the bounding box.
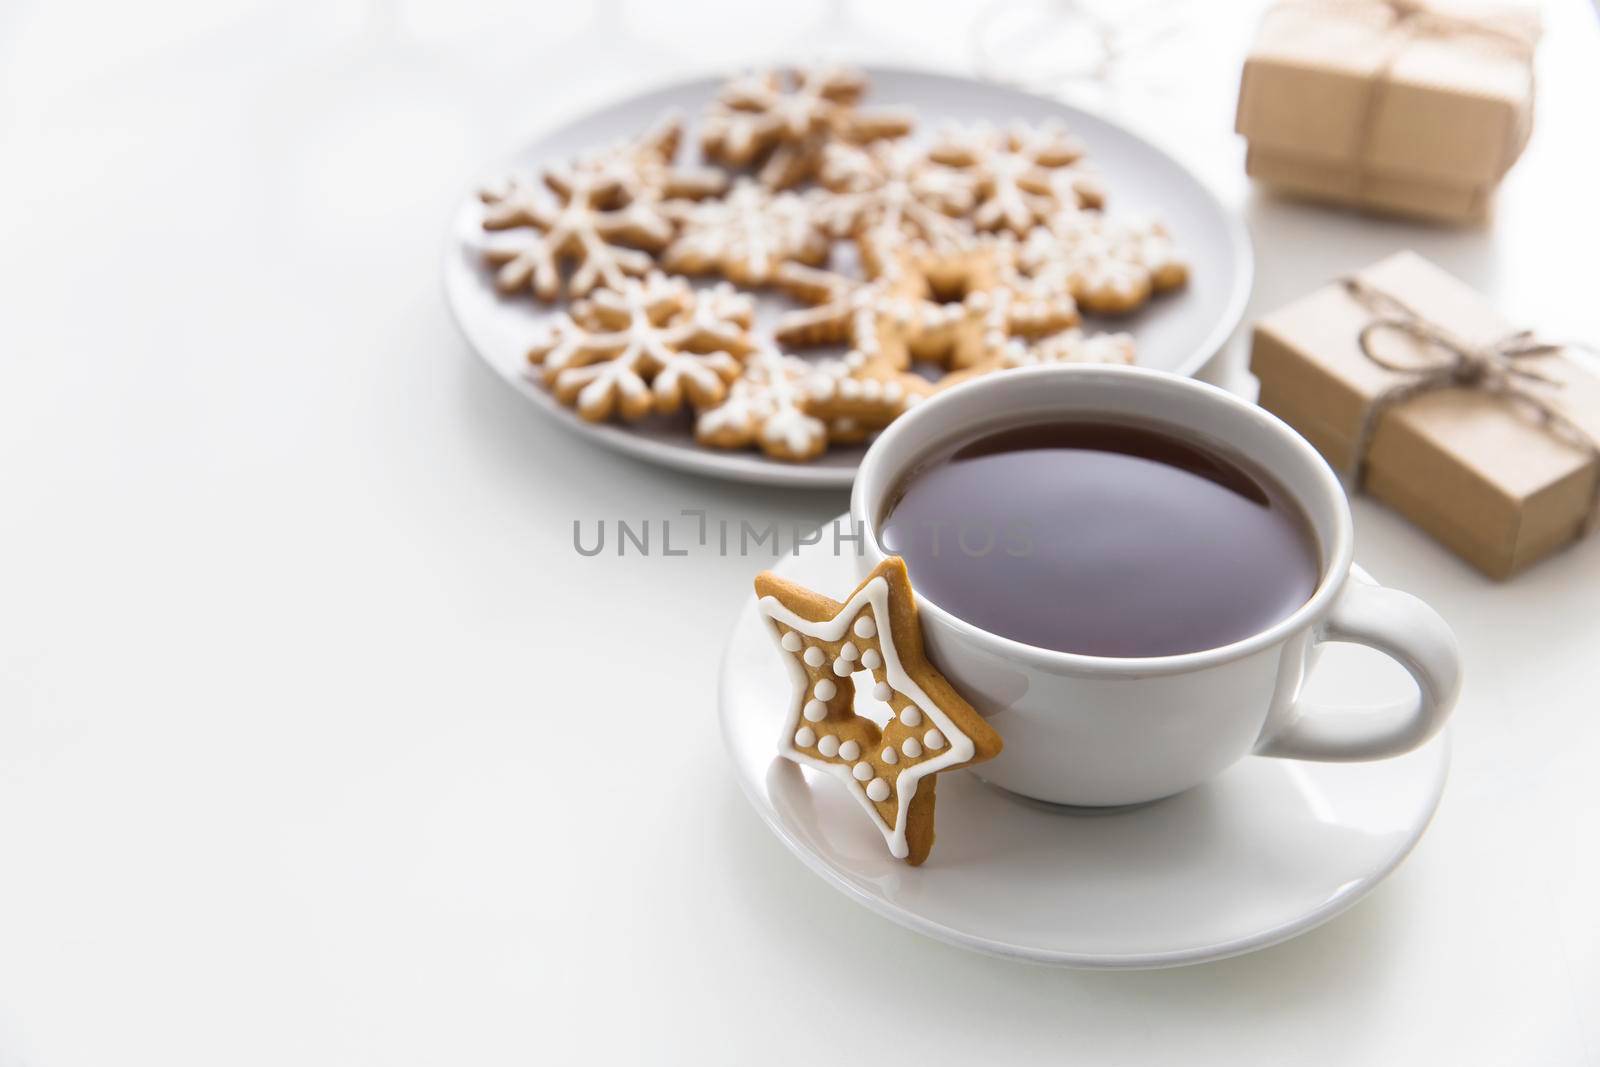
top-left (772, 615), bottom-right (958, 826)
top-left (760, 559), bottom-right (1004, 866)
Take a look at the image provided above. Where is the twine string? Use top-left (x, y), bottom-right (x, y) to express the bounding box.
top-left (1294, 0), bottom-right (1539, 203)
top-left (1341, 276), bottom-right (1600, 532)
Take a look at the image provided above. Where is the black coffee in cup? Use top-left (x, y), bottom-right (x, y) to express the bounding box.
top-left (879, 419), bottom-right (1320, 657)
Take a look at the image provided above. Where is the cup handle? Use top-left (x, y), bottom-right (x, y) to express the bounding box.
top-left (1255, 574), bottom-right (1462, 762)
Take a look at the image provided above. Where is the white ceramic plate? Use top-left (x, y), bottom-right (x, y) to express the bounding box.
top-left (718, 530), bottom-right (1449, 967)
top-left (445, 67), bottom-right (1253, 489)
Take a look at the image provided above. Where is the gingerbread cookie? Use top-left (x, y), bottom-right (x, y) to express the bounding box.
top-left (481, 164), bottom-right (669, 302)
top-left (661, 180), bottom-right (830, 287)
top-left (776, 234), bottom-right (1079, 376)
top-left (756, 556), bottom-right (1002, 864)
top-left (937, 326), bottom-right (1136, 390)
top-left (772, 261), bottom-right (932, 374)
top-left (927, 120), bottom-right (1096, 235)
top-left (528, 273), bottom-right (752, 421)
top-left (816, 140), bottom-right (975, 251)
top-left (589, 111), bottom-right (728, 203)
top-left (481, 114), bottom-right (721, 302)
top-left (800, 355), bottom-right (933, 432)
top-left (700, 66), bottom-right (914, 190)
top-left (1012, 327), bottom-right (1136, 367)
top-left (694, 344), bottom-right (829, 462)
top-left (1021, 207), bottom-right (1188, 315)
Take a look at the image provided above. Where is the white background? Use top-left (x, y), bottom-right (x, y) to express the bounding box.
top-left (2, 1), bottom-right (1598, 1064)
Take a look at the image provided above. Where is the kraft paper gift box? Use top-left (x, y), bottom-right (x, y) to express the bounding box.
top-left (1251, 251), bottom-right (1600, 579)
top-left (1235, 0), bottom-right (1541, 224)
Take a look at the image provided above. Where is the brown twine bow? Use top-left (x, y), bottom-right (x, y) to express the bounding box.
top-left (1296, 0), bottom-right (1539, 203)
top-left (1355, 0), bottom-right (1537, 51)
top-left (1341, 276), bottom-right (1600, 533)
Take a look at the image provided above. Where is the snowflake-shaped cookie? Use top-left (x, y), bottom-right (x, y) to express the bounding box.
top-left (815, 140), bottom-right (976, 251)
top-left (527, 273), bottom-right (753, 421)
top-left (587, 111), bottom-right (729, 203)
top-left (694, 344), bottom-right (829, 462)
top-left (1020, 207), bottom-right (1188, 315)
top-left (479, 114), bottom-right (722, 302)
top-left (756, 557), bottom-right (1003, 865)
top-left (480, 165), bottom-right (670, 302)
top-left (798, 355), bottom-right (933, 434)
top-left (660, 180), bottom-right (831, 287)
top-left (927, 121), bottom-right (1098, 236)
top-left (776, 234), bottom-right (1079, 375)
top-left (700, 66), bottom-right (914, 189)
top-left (937, 326), bottom-right (1136, 390)
top-left (1009, 327), bottom-right (1136, 367)
top-left (772, 262), bottom-right (933, 373)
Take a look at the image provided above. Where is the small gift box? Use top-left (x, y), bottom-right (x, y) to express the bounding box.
top-left (1251, 251), bottom-right (1600, 579)
top-left (1235, 0), bottom-right (1541, 223)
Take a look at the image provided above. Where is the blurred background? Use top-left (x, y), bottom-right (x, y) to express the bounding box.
top-left (3, 0), bottom-right (1594, 387)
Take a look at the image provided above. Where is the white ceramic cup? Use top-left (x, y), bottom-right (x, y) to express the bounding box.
top-left (851, 365), bottom-right (1462, 807)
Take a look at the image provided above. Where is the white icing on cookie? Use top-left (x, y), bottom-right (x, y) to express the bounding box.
top-left (881, 747), bottom-right (898, 765)
top-left (795, 727), bottom-right (816, 747)
top-left (832, 658), bottom-right (851, 677)
top-left (899, 705), bottom-right (923, 727)
top-left (528, 273), bottom-right (750, 422)
top-left (804, 646), bottom-right (826, 667)
top-left (866, 778), bottom-right (891, 802)
top-left (700, 67), bottom-right (911, 190)
top-left (838, 740), bottom-right (861, 761)
top-left (854, 617), bottom-right (876, 639)
top-left (695, 345), bottom-right (829, 461)
top-left (781, 631), bottom-right (803, 652)
top-left (873, 682), bottom-right (893, 703)
top-left (760, 574), bottom-right (979, 860)
top-left (816, 139), bottom-right (976, 251)
top-left (1018, 204), bottom-right (1187, 315)
top-left (662, 180), bottom-right (830, 286)
top-left (480, 165), bottom-right (666, 301)
top-left (924, 729), bottom-right (946, 750)
top-left (926, 120), bottom-right (1093, 236)
top-left (840, 641), bottom-right (859, 661)
top-left (803, 700), bottom-right (827, 722)
top-left (814, 678), bottom-right (838, 701)
top-left (996, 327), bottom-right (1136, 371)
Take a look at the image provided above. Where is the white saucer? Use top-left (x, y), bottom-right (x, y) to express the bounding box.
top-left (718, 531), bottom-right (1449, 968)
top-left (445, 66), bottom-right (1252, 488)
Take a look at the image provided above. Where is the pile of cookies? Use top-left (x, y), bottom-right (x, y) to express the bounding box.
top-left (475, 67), bottom-right (1188, 462)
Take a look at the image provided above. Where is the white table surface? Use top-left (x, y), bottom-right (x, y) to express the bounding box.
top-left (2, 1), bottom-right (1597, 1064)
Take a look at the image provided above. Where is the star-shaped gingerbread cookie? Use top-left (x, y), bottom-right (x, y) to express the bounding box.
top-left (755, 557), bottom-right (1003, 865)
